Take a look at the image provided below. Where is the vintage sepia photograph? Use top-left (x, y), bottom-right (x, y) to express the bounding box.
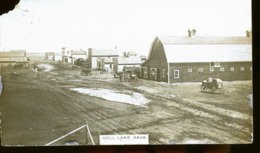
top-left (0, 0), bottom-right (252, 146)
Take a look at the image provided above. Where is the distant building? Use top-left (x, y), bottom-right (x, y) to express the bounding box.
top-left (122, 51), bottom-right (138, 58)
top-left (71, 50), bottom-right (87, 64)
top-left (62, 47), bottom-right (86, 63)
top-left (115, 57), bottom-right (142, 70)
top-left (88, 48), bottom-right (119, 70)
top-left (141, 31), bottom-right (252, 83)
top-left (0, 51), bottom-right (28, 66)
top-left (45, 52), bottom-right (55, 61)
top-left (54, 53), bottom-right (62, 62)
top-left (27, 53), bottom-right (45, 61)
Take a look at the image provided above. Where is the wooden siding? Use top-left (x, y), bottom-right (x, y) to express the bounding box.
top-left (141, 38), bottom-right (168, 82)
top-left (169, 62), bottom-right (252, 83)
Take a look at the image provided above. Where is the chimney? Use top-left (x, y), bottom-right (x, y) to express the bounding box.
top-left (188, 29), bottom-right (196, 37)
top-left (88, 48), bottom-right (92, 68)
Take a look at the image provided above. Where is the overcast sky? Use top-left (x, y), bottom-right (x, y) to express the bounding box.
top-left (0, 0), bottom-right (251, 55)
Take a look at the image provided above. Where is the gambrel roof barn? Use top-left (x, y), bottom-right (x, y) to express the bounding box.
top-left (141, 34), bottom-right (252, 83)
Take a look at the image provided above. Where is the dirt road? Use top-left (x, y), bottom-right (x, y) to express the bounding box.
top-left (0, 62), bottom-right (253, 146)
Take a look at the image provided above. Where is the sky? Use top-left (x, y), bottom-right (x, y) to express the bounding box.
top-left (0, 0), bottom-right (251, 55)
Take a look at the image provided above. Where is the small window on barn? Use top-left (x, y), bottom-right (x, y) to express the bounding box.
top-left (210, 62), bottom-right (221, 67)
top-left (67, 51), bottom-right (69, 54)
top-left (220, 68), bottom-right (224, 71)
top-left (240, 67), bottom-right (244, 71)
top-left (188, 68), bottom-right (192, 72)
top-left (209, 68), bottom-right (214, 72)
top-left (199, 68), bottom-right (203, 72)
top-left (174, 70), bottom-right (179, 79)
top-left (230, 67), bottom-right (234, 71)
top-left (250, 67), bottom-right (252, 71)
top-left (163, 69), bottom-right (165, 78)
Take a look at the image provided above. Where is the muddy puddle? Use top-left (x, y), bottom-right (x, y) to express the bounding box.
top-left (70, 88), bottom-right (149, 107)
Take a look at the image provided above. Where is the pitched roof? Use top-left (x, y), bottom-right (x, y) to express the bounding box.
top-left (158, 36), bottom-right (252, 45)
top-left (163, 44), bottom-right (252, 63)
top-left (0, 52), bottom-right (26, 57)
top-left (92, 49), bottom-right (119, 57)
top-left (148, 36), bottom-right (252, 63)
top-left (118, 57), bottom-right (142, 65)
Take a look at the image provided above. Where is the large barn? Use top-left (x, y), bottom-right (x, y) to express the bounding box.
top-left (141, 34), bottom-right (252, 83)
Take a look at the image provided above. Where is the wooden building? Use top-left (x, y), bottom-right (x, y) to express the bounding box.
top-left (71, 51), bottom-right (87, 64)
top-left (141, 34), bottom-right (252, 83)
top-left (115, 57), bottom-right (142, 70)
top-left (27, 53), bottom-right (45, 61)
top-left (45, 52), bottom-right (55, 61)
top-left (0, 50), bottom-right (28, 66)
top-left (88, 48), bottom-right (119, 70)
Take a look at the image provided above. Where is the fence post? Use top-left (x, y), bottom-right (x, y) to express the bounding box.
top-left (85, 123), bottom-right (89, 145)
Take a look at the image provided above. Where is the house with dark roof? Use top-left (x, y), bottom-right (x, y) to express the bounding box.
top-left (88, 48), bottom-right (119, 70)
top-left (141, 32), bottom-right (252, 83)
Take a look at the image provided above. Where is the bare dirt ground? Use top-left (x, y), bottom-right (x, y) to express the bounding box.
top-left (0, 62), bottom-right (253, 146)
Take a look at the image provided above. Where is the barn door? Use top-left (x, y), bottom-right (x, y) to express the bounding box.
top-left (150, 68), bottom-right (157, 80)
top-left (143, 67), bottom-right (148, 78)
top-left (157, 68), bottom-right (162, 81)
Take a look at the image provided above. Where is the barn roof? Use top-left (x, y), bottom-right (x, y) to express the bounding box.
top-left (158, 36), bottom-right (252, 44)
top-left (148, 36), bottom-right (252, 63)
top-left (92, 49), bottom-right (119, 57)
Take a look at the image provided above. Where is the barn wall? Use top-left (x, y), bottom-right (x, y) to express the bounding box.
top-left (141, 38), bottom-right (168, 82)
top-left (169, 61), bottom-right (252, 83)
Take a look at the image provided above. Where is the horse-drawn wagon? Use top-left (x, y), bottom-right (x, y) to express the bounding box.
top-left (200, 77), bottom-right (224, 93)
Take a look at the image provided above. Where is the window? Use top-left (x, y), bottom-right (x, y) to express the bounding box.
top-left (163, 69), bottom-right (165, 78)
top-left (174, 70), bottom-right (179, 79)
top-left (230, 67), bottom-right (234, 71)
top-left (67, 51), bottom-right (69, 54)
top-left (210, 61), bottom-right (221, 67)
top-left (250, 67), bottom-right (252, 71)
top-left (240, 67), bottom-right (244, 71)
top-left (220, 68), bottom-right (224, 71)
top-left (188, 68), bottom-right (192, 72)
top-left (209, 68), bottom-right (214, 72)
top-left (199, 68), bottom-right (203, 72)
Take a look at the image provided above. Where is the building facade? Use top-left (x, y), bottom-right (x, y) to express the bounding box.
top-left (88, 48), bottom-right (119, 70)
top-left (45, 52), bottom-right (55, 61)
top-left (71, 51), bottom-right (87, 64)
top-left (141, 35), bottom-right (252, 83)
top-left (27, 53), bottom-right (45, 61)
top-left (0, 51), bottom-right (28, 66)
